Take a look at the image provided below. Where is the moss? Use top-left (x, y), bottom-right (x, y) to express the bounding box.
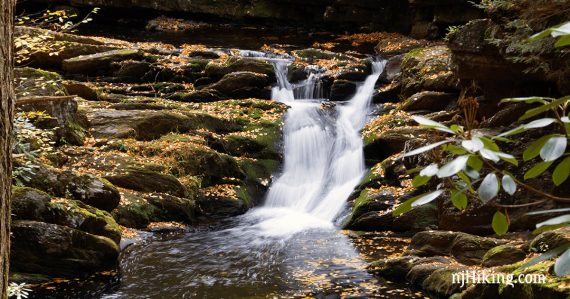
top-left (235, 185), bottom-right (252, 207)
top-left (482, 244), bottom-right (526, 267)
top-left (12, 186), bottom-right (51, 199)
top-left (112, 193), bottom-right (160, 228)
top-left (422, 268), bottom-right (462, 297)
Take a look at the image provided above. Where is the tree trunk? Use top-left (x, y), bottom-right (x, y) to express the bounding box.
top-left (0, 0), bottom-right (15, 298)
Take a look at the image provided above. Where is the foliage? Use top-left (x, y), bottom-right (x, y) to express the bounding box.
top-left (529, 21), bottom-right (570, 48)
top-left (16, 7), bottom-right (99, 32)
top-left (8, 282), bottom-right (31, 299)
top-left (395, 95), bottom-right (570, 274)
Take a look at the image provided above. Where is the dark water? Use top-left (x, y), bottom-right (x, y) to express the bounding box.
top-left (101, 208), bottom-right (425, 299)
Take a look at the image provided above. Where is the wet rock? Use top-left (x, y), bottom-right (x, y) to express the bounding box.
top-left (144, 193), bottom-right (197, 223)
top-left (372, 82), bottom-right (401, 103)
top-left (45, 198), bottom-right (122, 244)
top-left (112, 192), bottom-right (159, 229)
top-left (421, 267), bottom-right (465, 297)
top-left (330, 79), bottom-right (357, 101)
top-left (11, 187), bottom-right (51, 221)
top-left (481, 244), bottom-right (526, 267)
top-left (401, 91), bottom-right (458, 111)
top-left (11, 220), bottom-right (119, 277)
top-left (105, 167), bottom-right (188, 198)
top-left (63, 49), bottom-right (144, 75)
top-left (205, 56), bottom-right (274, 79)
top-left (204, 71), bottom-right (270, 99)
top-left (400, 45), bottom-right (459, 97)
top-left (197, 185), bottom-right (251, 217)
top-left (67, 174), bottom-right (121, 212)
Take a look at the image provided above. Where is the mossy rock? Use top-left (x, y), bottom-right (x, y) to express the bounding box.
top-left (11, 186), bottom-right (52, 221)
top-left (167, 89), bottom-right (224, 102)
top-left (400, 45), bottom-right (459, 97)
top-left (422, 267), bottom-right (464, 297)
top-left (112, 192), bottom-right (160, 229)
top-left (15, 67), bottom-right (66, 97)
top-left (293, 48), bottom-right (352, 61)
top-left (481, 244), bottom-right (526, 267)
top-left (197, 184), bottom-right (251, 217)
top-left (11, 220), bottom-right (119, 277)
top-left (67, 175), bottom-right (121, 212)
top-left (105, 167), bottom-right (188, 197)
top-left (529, 227), bottom-right (570, 253)
top-left (45, 198), bottom-right (121, 244)
top-left (204, 71), bottom-right (270, 99)
top-left (144, 193), bottom-right (197, 223)
top-left (63, 49), bottom-right (144, 75)
top-left (204, 56), bottom-right (274, 79)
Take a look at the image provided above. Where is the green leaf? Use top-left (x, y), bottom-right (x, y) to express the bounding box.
top-left (497, 152), bottom-right (519, 166)
top-left (519, 97), bottom-right (570, 121)
top-left (419, 164), bottom-right (439, 177)
top-left (502, 175), bottom-right (517, 195)
top-left (457, 171), bottom-right (475, 193)
top-left (478, 173), bottom-right (500, 203)
top-left (412, 175), bottom-right (431, 188)
top-left (524, 161), bottom-right (554, 180)
top-left (437, 155), bottom-right (469, 178)
top-left (461, 137), bottom-right (484, 152)
top-left (402, 140), bottom-right (451, 158)
top-left (526, 208), bottom-right (570, 216)
top-left (393, 190), bottom-right (444, 216)
top-left (451, 190), bottom-right (468, 210)
top-left (521, 243), bottom-right (570, 269)
top-left (479, 137), bottom-right (500, 151)
top-left (412, 116), bottom-right (456, 134)
top-left (540, 136), bottom-right (567, 162)
top-left (536, 214), bottom-right (570, 229)
top-left (500, 97), bottom-right (550, 105)
top-left (553, 156), bottom-right (570, 186)
top-left (555, 249), bottom-right (570, 276)
top-left (524, 134), bottom-right (555, 161)
top-left (467, 155), bottom-right (483, 171)
top-left (492, 211), bottom-right (509, 236)
top-left (444, 144), bottom-right (468, 155)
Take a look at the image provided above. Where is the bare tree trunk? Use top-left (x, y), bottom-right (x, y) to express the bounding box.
top-left (0, 0), bottom-right (15, 298)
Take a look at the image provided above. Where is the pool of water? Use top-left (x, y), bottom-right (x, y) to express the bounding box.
top-left (101, 208), bottom-right (425, 299)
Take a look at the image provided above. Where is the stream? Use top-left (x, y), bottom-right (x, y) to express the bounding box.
top-left (99, 57), bottom-right (427, 298)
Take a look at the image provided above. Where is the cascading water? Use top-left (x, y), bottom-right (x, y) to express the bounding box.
top-left (246, 59), bottom-right (386, 236)
top-left (102, 56), bottom-right (425, 299)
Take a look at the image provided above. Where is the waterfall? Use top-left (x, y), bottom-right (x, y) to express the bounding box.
top-left (256, 59), bottom-right (386, 228)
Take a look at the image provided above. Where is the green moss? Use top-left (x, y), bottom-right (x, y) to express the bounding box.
top-left (235, 185), bottom-right (252, 207)
top-left (12, 186), bottom-right (51, 199)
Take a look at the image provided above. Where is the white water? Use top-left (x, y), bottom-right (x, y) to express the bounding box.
top-left (248, 59), bottom-right (386, 237)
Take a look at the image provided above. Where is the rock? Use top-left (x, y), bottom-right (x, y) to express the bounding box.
top-left (16, 95), bottom-right (88, 146)
top-left (14, 67), bottom-right (67, 97)
top-left (110, 60), bottom-right (154, 81)
top-left (363, 127), bottom-right (427, 164)
top-left (67, 174), bottom-right (121, 212)
top-left (205, 56), bottom-right (274, 79)
top-left (407, 231), bottom-right (507, 265)
top-left (167, 90), bottom-right (224, 102)
top-left (15, 26), bottom-right (120, 69)
top-left (392, 203), bottom-right (438, 232)
top-left (421, 267), bottom-right (464, 297)
top-left (529, 227), bottom-right (570, 253)
top-left (401, 91), bottom-right (458, 111)
top-left (63, 49), bottom-right (144, 75)
top-left (197, 185), bottom-right (251, 217)
top-left (64, 81), bottom-right (100, 101)
top-left (105, 167), bottom-right (188, 198)
top-left (112, 192), bottom-right (159, 229)
top-left (346, 188), bottom-right (395, 228)
top-left (204, 72), bottom-right (270, 99)
top-left (375, 37), bottom-right (428, 57)
top-left (11, 220), bottom-right (119, 277)
top-left (11, 187), bottom-right (51, 221)
top-left (368, 255), bottom-right (450, 281)
top-left (20, 164), bottom-right (70, 197)
top-left (330, 79), bottom-right (357, 101)
top-left (481, 244), bottom-right (526, 267)
top-left (407, 263), bottom-right (448, 286)
top-left (45, 198), bottom-right (122, 244)
top-left (372, 82), bottom-right (401, 103)
top-left (400, 45), bottom-right (459, 98)
top-left (144, 193), bottom-right (197, 223)
top-left (293, 48), bottom-right (351, 61)
top-left (480, 102), bottom-right (529, 128)
top-left (87, 109), bottom-right (194, 140)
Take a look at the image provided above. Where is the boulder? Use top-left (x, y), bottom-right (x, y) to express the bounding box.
top-left (144, 193), bottom-right (197, 223)
top-left (67, 174), bottom-right (121, 211)
top-left (167, 89), bottom-right (224, 102)
top-left (64, 81), bottom-right (100, 101)
top-left (63, 49), bottom-right (144, 75)
top-left (481, 244), bottom-right (526, 267)
top-left (529, 227), bottom-right (570, 253)
top-left (205, 56), bottom-right (274, 79)
top-left (197, 185), bottom-right (251, 217)
top-left (45, 198), bottom-right (122, 244)
top-left (363, 127), bottom-right (427, 164)
top-left (400, 45), bottom-right (459, 97)
top-left (11, 220), bottom-right (119, 277)
top-left (112, 192), bottom-right (160, 229)
top-left (11, 187), bottom-right (51, 221)
top-left (400, 91), bottom-right (457, 111)
top-left (105, 167), bottom-right (188, 198)
top-left (14, 67), bottom-right (66, 97)
top-left (330, 79), bottom-right (357, 101)
top-left (204, 72), bottom-right (270, 99)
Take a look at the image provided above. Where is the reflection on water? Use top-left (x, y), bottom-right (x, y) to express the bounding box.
top-left (102, 207), bottom-right (424, 299)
